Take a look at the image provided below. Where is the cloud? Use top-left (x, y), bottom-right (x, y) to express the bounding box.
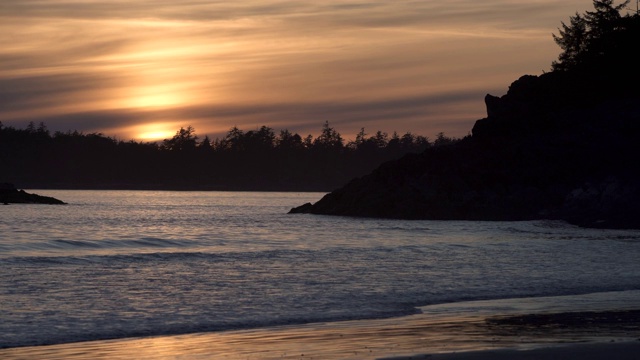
top-left (0, 1), bottom-right (589, 28)
top-left (0, 0), bottom-right (593, 141)
top-left (4, 88), bottom-right (485, 141)
top-left (0, 73), bottom-right (118, 111)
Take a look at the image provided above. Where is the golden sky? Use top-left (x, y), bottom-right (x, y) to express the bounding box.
top-left (0, 1), bottom-right (596, 142)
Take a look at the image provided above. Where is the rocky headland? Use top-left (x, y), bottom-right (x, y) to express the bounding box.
top-left (0, 183), bottom-right (66, 205)
top-left (290, 68), bottom-right (640, 229)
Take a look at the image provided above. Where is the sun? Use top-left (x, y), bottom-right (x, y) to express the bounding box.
top-left (138, 130), bottom-right (175, 141)
top-left (131, 123), bottom-right (178, 141)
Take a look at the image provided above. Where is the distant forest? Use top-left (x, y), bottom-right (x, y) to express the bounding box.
top-left (0, 121), bottom-right (459, 191)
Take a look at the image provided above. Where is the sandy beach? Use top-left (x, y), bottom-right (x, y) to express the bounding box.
top-left (389, 342), bottom-right (640, 360)
top-left (2, 292), bottom-right (640, 359)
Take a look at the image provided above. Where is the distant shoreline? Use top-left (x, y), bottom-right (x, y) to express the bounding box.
top-left (20, 185), bottom-right (335, 192)
top-left (23, 187), bottom-right (331, 193)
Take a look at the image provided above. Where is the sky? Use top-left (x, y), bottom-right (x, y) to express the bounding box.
top-left (0, 1), bottom-right (599, 142)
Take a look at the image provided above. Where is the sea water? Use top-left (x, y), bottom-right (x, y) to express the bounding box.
top-left (1, 190), bottom-right (640, 349)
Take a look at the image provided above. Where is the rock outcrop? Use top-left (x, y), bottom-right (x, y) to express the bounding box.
top-left (289, 71), bottom-right (640, 229)
top-left (0, 183), bottom-right (66, 205)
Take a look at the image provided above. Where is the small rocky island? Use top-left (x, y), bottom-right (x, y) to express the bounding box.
top-left (0, 183), bottom-right (66, 205)
top-left (290, 2), bottom-right (640, 229)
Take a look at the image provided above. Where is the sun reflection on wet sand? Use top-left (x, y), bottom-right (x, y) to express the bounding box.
top-left (0, 315), bottom-right (503, 360)
top-left (3, 292), bottom-right (640, 360)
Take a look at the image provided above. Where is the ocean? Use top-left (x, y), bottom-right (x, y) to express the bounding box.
top-left (2, 190), bottom-right (640, 355)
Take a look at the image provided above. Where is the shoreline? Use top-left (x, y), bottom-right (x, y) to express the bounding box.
top-left (385, 341), bottom-right (640, 360)
top-left (2, 291), bottom-right (640, 359)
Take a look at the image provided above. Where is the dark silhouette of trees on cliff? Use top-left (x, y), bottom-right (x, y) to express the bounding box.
top-left (552, 0), bottom-right (639, 72)
top-left (289, 1), bottom-right (640, 229)
top-left (0, 121), bottom-right (446, 191)
top-left (303, 0), bottom-right (640, 227)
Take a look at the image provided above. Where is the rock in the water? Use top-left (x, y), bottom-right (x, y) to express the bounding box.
top-left (288, 202), bottom-right (314, 214)
top-left (289, 70), bottom-right (640, 229)
top-left (0, 183), bottom-right (66, 205)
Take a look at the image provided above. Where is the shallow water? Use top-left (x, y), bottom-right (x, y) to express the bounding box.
top-left (2, 190), bottom-right (640, 349)
top-left (3, 291), bottom-right (640, 360)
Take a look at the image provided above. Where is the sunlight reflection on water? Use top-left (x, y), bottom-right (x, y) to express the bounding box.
top-left (2, 190), bottom-right (640, 353)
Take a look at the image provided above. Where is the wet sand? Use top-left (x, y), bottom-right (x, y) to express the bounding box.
top-left (2, 292), bottom-right (640, 359)
top-left (387, 342), bottom-right (640, 360)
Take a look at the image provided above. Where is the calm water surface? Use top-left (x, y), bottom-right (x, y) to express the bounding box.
top-left (1, 190), bottom-right (640, 349)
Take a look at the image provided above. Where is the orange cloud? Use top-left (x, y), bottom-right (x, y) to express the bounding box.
top-left (0, 1), bottom-right (594, 141)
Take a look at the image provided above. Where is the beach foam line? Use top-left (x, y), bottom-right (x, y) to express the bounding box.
top-left (2, 291), bottom-right (640, 359)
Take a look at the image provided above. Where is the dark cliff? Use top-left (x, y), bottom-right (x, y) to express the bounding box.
top-left (290, 69), bottom-right (640, 229)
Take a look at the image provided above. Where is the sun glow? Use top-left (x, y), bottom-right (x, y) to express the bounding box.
top-left (130, 123), bottom-right (178, 141)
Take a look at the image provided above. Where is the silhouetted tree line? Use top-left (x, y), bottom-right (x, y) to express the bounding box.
top-left (0, 120), bottom-right (455, 191)
top-left (552, 1), bottom-right (639, 77)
